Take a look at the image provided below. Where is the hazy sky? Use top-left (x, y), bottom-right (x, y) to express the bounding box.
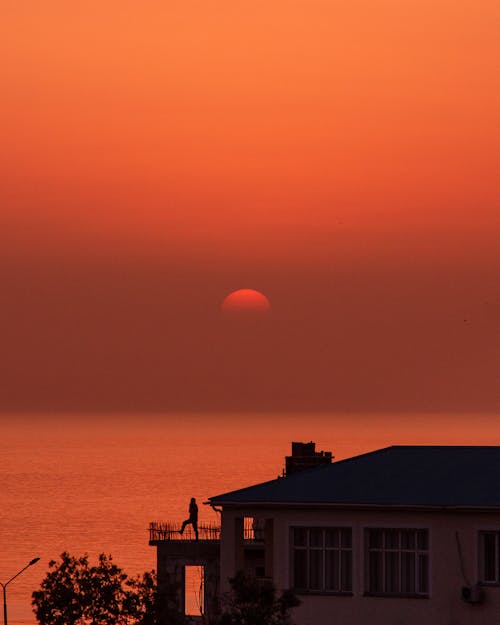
top-left (1, 0), bottom-right (499, 413)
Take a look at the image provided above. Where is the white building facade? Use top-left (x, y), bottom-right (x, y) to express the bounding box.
top-left (210, 446), bottom-right (500, 625)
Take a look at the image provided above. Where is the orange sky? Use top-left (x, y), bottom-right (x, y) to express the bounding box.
top-left (1, 0), bottom-right (499, 413)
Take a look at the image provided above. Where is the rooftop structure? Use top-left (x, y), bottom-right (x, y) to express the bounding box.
top-left (284, 440), bottom-right (333, 475)
top-left (210, 445), bottom-right (500, 507)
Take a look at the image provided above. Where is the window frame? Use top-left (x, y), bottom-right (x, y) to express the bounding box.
top-left (478, 530), bottom-right (500, 585)
top-left (290, 526), bottom-right (353, 595)
top-left (364, 527), bottom-right (430, 598)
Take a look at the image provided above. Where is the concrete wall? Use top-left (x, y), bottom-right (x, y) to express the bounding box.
top-left (154, 540), bottom-right (220, 624)
top-left (220, 507), bottom-right (500, 625)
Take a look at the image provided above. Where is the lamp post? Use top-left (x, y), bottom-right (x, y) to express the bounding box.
top-left (1, 558), bottom-right (40, 625)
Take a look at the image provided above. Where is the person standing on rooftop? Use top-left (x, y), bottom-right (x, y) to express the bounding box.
top-left (179, 497), bottom-right (199, 541)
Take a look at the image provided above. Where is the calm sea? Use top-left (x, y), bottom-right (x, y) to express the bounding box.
top-left (2, 412), bottom-right (499, 624)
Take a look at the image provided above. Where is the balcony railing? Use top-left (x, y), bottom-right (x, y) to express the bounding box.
top-left (149, 519), bottom-right (265, 543)
top-left (149, 521), bottom-right (221, 542)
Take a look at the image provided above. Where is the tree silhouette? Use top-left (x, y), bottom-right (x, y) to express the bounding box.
top-left (32, 552), bottom-right (157, 625)
top-left (218, 571), bottom-right (300, 625)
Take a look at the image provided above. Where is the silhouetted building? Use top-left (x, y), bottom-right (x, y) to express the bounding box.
top-left (151, 445), bottom-right (500, 625)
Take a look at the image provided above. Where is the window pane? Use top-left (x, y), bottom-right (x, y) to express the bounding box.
top-left (293, 549), bottom-right (307, 589)
top-left (401, 530), bottom-right (415, 550)
top-left (401, 552), bottom-right (416, 593)
top-left (309, 549), bottom-right (324, 590)
top-left (384, 551), bottom-right (399, 593)
top-left (341, 549), bottom-right (352, 592)
top-left (292, 526), bottom-right (353, 593)
top-left (293, 528), bottom-right (307, 547)
top-left (417, 530), bottom-right (428, 550)
top-left (325, 550), bottom-right (340, 591)
top-left (367, 528), bottom-right (428, 596)
top-left (385, 529), bottom-right (399, 549)
top-left (497, 535), bottom-right (500, 582)
top-left (325, 529), bottom-right (339, 548)
top-left (483, 533), bottom-right (496, 581)
top-left (369, 529), bottom-right (382, 548)
top-left (341, 528), bottom-right (352, 548)
top-left (309, 528), bottom-right (323, 548)
top-left (418, 554), bottom-right (429, 594)
top-left (369, 551), bottom-right (383, 593)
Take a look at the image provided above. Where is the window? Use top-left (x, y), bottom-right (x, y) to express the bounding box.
top-left (479, 531), bottom-right (500, 583)
top-left (244, 516), bottom-right (265, 541)
top-left (291, 527), bottom-right (352, 593)
top-left (366, 528), bottom-right (429, 596)
top-left (184, 565), bottom-right (204, 616)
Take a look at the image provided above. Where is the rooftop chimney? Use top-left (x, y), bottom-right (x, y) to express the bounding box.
top-left (285, 441), bottom-right (333, 476)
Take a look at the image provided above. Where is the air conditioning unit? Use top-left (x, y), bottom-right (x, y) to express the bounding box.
top-left (461, 584), bottom-right (484, 604)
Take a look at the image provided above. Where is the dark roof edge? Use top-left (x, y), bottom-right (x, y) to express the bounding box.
top-left (206, 446), bottom-right (396, 503)
top-left (204, 500), bottom-right (500, 512)
top-left (206, 445), bottom-right (500, 505)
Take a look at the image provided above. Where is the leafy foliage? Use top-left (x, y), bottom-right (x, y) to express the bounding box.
top-left (125, 570), bottom-right (157, 625)
top-left (218, 571), bottom-right (300, 625)
top-left (32, 552), bottom-right (157, 625)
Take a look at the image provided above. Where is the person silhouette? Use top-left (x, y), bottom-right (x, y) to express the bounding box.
top-left (179, 497), bottom-right (199, 541)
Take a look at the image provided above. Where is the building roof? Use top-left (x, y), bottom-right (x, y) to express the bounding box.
top-left (208, 446), bottom-right (500, 508)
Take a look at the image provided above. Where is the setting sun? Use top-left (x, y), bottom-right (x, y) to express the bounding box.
top-left (221, 289), bottom-right (271, 316)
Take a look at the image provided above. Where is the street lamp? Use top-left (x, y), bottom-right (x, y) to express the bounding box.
top-left (1, 558), bottom-right (40, 625)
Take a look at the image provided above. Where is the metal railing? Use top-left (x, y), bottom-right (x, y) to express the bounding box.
top-left (149, 519), bottom-right (265, 543)
top-left (149, 521), bottom-right (221, 542)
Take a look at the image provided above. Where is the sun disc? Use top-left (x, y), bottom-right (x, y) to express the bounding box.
top-left (221, 289), bottom-right (271, 316)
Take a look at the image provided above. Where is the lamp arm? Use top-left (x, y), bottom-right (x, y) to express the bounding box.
top-left (3, 563), bottom-right (33, 587)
